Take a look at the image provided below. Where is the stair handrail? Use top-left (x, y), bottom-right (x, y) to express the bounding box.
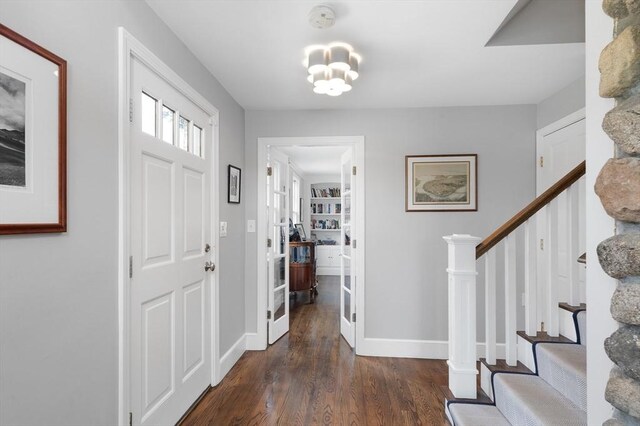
top-left (476, 161), bottom-right (586, 259)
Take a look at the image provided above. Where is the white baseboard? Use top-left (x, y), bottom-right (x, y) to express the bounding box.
top-left (219, 334), bottom-right (246, 380)
top-left (357, 337), bottom-right (505, 360)
top-left (244, 332), bottom-right (266, 351)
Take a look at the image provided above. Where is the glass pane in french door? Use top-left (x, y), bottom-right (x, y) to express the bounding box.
top-left (343, 255), bottom-right (351, 290)
top-left (343, 290), bottom-right (351, 321)
top-left (274, 287), bottom-right (286, 321)
top-left (342, 160), bottom-right (351, 192)
top-left (274, 255), bottom-right (286, 288)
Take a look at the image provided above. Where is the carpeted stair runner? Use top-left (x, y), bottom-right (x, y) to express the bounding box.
top-left (447, 307), bottom-right (587, 426)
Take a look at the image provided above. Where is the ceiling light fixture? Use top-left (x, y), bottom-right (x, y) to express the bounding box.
top-left (304, 43), bottom-right (361, 97)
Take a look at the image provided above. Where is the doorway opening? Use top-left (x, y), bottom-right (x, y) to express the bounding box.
top-left (255, 136), bottom-right (365, 352)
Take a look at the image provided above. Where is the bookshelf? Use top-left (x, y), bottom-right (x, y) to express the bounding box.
top-left (310, 182), bottom-right (342, 239)
top-left (310, 182), bottom-right (341, 275)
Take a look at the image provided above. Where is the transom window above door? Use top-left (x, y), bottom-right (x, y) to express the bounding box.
top-left (141, 91), bottom-right (204, 158)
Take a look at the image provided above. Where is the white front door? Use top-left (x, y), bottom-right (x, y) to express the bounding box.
top-left (267, 148), bottom-right (290, 344)
top-left (536, 117), bottom-right (586, 314)
top-left (340, 149), bottom-right (356, 347)
top-left (130, 57), bottom-right (214, 425)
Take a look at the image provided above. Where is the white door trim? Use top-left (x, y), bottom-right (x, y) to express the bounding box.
top-left (536, 108), bottom-right (585, 195)
top-left (250, 136), bottom-right (365, 353)
top-left (117, 27), bottom-right (221, 426)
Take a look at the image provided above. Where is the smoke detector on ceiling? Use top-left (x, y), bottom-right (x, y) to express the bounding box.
top-left (308, 5), bottom-right (336, 29)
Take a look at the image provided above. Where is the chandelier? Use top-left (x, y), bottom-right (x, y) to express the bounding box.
top-left (304, 43), bottom-right (361, 97)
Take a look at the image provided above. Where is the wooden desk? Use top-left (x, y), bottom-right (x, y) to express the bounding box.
top-left (289, 241), bottom-right (318, 303)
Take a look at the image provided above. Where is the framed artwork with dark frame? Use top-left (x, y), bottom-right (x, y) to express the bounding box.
top-left (0, 24), bottom-right (67, 234)
top-left (405, 154), bottom-right (477, 212)
top-left (228, 164), bottom-right (241, 204)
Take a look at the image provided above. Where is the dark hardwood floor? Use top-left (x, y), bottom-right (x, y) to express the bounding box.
top-left (182, 276), bottom-right (451, 425)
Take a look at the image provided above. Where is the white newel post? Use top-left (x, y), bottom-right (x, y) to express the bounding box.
top-left (444, 234), bottom-right (482, 399)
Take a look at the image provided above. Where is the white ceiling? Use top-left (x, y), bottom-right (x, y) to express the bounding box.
top-left (277, 145), bottom-right (349, 175)
top-left (146, 0), bottom-right (585, 110)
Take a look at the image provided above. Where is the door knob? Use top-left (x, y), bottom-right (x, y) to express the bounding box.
top-left (205, 261), bottom-right (216, 272)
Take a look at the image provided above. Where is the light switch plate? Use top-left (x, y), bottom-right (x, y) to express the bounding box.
top-left (247, 219), bottom-right (256, 233)
top-left (220, 221), bottom-right (228, 237)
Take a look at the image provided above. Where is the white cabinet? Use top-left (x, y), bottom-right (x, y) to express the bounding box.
top-left (316, 245), bottom-right (341, 275)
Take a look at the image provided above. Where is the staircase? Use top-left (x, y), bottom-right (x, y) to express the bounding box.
top-left (443, 162), bottom-right (587, 426)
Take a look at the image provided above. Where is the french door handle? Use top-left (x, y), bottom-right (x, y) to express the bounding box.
top-left (205, 261), bottom-right (216, 272)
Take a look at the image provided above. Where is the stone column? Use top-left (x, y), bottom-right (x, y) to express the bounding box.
top-left (597, 1), bottom-right (640, 424)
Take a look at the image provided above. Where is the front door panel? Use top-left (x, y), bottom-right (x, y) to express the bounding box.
top-left (130, 57), bottom-right (212, 425)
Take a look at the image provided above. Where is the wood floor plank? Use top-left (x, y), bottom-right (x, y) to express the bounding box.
top-left (181, 277), bottom-right (451, 425)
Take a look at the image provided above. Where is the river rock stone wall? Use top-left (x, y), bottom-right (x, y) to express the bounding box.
top-left (597, 2), bottom-right (640, 424)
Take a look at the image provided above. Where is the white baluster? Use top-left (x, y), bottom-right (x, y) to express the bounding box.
top-left (524, 219), bottom-right (537, 336)
top-left (546, 199), bottom-right (559, 337)
top-left (485, 249), bottom-right (496, 365)
top-left (567, 184), bottom-right (580, 306)
top-left (444, 234), bottom-right (482, 399)
top-left (504, 234), bottom-right (517, 366)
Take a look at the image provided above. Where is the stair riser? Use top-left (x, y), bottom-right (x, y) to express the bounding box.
top-left (559, 308), bottom-right (578, 342)
top-left (517, 336), bottom-right (536, 371)
top-left (480, 363), bottom-right (493, 401)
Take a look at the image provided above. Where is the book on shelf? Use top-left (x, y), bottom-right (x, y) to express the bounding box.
top-left (311, 187), bottom-right (341, 198)
top-left (310, 219), bottom-right (340, 230)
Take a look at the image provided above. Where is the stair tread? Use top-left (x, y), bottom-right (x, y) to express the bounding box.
top-left (536, 343), bottom-right (586, 411)
top-left (494, 373), bottom-right (586, 425)
top-left (441, 385), bottom-right (492, 404)
top-left (449, 403), bottom-right (511, 426)
top-left (480, 358), bottom-right (533, 375)
top-left (559, 302), bottom-right (586, 313)
top-left (516, 330), bottom-right (573, 344)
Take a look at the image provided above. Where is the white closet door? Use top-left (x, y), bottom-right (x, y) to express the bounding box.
top-left (536, 118), bottom-right (586, 315)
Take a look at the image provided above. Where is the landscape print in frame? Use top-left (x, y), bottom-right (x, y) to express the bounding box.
top-left (0, 24), bottom-right (67, 234)
top-left (405, 154), bottom-right (477, 212)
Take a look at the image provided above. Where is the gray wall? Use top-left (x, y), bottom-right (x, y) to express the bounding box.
top-left (0, 1), bottom-right (245, 424)
top-left (537, 75), bottom-right (586, 129)
top-left (244, 106), bottom-right (537, 341)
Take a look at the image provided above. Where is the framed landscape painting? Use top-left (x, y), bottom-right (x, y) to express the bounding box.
top-left (0, 24), bottom-right (67, 234)
top-left (405, 154), bottom-right (477, 212)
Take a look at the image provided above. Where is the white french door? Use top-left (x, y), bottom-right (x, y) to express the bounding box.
top-left (267, 148), bottom-right (290, 344)
top-left (340, 149), bottom-right (356, 347)
top-left (130, 57), bottom-right (214, 425)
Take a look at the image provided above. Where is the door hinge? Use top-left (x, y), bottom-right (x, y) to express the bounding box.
top-left (129, 256), bottom-right (133, 278)
top-left (267, 310), bottom-right (272, 320)
top-left (267, 238), bottom-right (272, 248)
top-left (540, 239), bottom-right (544, 250)
top-left (129, 98), bottom-right (134, 124)
top-left (539, 156), bottom-right (544, 167)
top-left (351, 313), bottom-right (356, 322)
top-left (352, 239), bottom-right (356, 249)
top-left (267, 166), bottom-right (273, 177)
top-left (352, 166), bottom-right (357, 176)
top-left (129, 412), bottom-right (132, 426)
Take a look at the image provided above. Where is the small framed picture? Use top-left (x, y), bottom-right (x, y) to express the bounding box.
top-left (294, 223), bottom-right (306, 240)
top-left (405, 154), bottom-right (477, 212)
top-left (228, 165), bottom-right (241, 204)
top-left (0, 24), bottom-right (67, 234)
